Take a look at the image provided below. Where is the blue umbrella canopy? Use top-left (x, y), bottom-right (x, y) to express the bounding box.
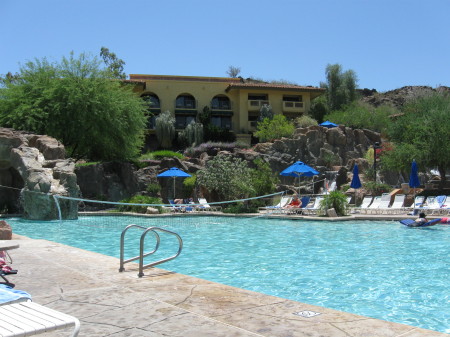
top-left (157, 167), bottom-right (191, 199)
top-left (280, 161), bottom-right (319, 178)
top-left (409, 160), bottom-right (420, 188)
top-left (157, 167), bottom-right (191, 178)
top-left (320, 120), bottom-right (338, 128)
top-left (350, 164), bottom-right (362, 189)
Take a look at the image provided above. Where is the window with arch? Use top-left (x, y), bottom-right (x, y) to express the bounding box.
top-left (211, 95), bottom-right (231, 110)
top-left (176, 94), bottom-right (196, 109)
top-left (141, 93), bottom-right (160, 109)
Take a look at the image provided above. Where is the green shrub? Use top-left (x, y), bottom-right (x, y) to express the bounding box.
top-left (75, 161), bottom-right (99, 167)
top-left (178, 121), bottom-right (203, 147)
top-left (254, 114), bottom-right (295, 142)
top-left (363, 182), bottom-right (391, 195)
top-left (139, 150), bottom-right (185, 161)
top-left (182, 175), bottom-right (196, 198)
top-left (146, 183), bottom-right (160, 196)
top-left (319, 191), bottom-right (349, 216)
top-left (155, 110), bottom-right (176, 149)
top-left (118, 195), bottom-right (163, 214)
top-left (223, 201), bottom-right (259, 214)
top-left (295, 115), bottom-right (318, 128)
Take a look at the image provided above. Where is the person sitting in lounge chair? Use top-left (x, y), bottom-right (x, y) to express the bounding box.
top-left (413, 212), bottom-right (428, 226)
top-left (286, 195), bottom-right (302, 208)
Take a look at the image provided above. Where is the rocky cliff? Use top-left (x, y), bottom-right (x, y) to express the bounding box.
top-left (0, 128), bottom-right (80, 219)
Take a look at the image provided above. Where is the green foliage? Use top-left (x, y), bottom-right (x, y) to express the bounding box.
top-left (319, 190), bottom-right (349, 216)
top-left (155, 111), bottom-right (176, 149)
top-left (308, 95), bottom-right (328, 123)
top-left (295, 115), bottom-right (318, 128)
top-left (140, 150), bottom-right (185, 161)
top-left (146, 183), bottom-right (160, 196)
top-left (223, 201), bottom-right (259, 214)
top-left (118, 195), bottom-right (163, 213)
top-left (100, 47), bottom-right (126, 79)
top-left (182, 175), bottom-right (197, 198)
top-left (326, 101), bottom-right (395, 133)
top-left (363, 181), bottom-right (391, 195)
top-left (204, 124), bottom-right (236, 142)
top-left (0, 52), bottom-right (147, 161)
top-left (320, 63), bottom-right (358, 112)
top-left (197, 155), bottom-right (255, 200)
top-left (322, 151), bottom-right (341, 168)
top-left (178, 121), bottom-right (203, 147)
top-left (258, 104), bottom-right (273, 121)
top-left (249, 158), bottom-right (279, 196)
top-left (386, 92), bottom-right (450, 182)
top-left (75, 161), bottom-right (100, 167)
top-left (197, 106), bottom-right (211, 125)
top-left (254, 114), bottom-right (295, 142)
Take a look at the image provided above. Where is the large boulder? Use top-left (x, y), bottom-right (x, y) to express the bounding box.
top-left (0, 128), bottom-right (80, 220)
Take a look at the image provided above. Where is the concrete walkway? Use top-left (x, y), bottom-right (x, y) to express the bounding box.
top-left (5, 234), bottom-right (448, 337)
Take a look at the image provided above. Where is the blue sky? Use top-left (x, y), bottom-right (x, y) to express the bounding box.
top-left (1, 0), bottom-right (449, 92)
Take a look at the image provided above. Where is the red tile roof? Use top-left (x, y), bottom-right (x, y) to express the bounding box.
top-left (225, 82), bottom-right (325, 92)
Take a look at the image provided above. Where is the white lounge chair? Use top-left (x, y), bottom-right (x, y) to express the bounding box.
top-left (197, 198), bottom-right (222, 212)
top-left (375, 193), bottom-right (393, 214)
top-left (385, 194), bottom-right (406, 214)
top-left (362, 196), bottom-right (381, 214)
top-left (0, 301), bottom-right (80, 337)
top-left (351, 196), bottom-right (373, 214)
top-left (302, 196), bottom-right (323, 215)
top-left (259, 196), bottom-right (291, 213)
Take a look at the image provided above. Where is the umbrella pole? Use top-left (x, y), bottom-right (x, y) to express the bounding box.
top-left (173, 177), bottom-right (176, 199)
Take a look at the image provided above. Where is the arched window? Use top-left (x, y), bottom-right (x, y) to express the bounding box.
top-left (175, 94), bottom-right (196, 109)
top-left (141, 93), bottom-right (160, 109)
top-left (211, 95), bottom-right (231, 110)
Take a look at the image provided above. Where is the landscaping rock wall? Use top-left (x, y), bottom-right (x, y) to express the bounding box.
top-left (0, 128), bottom-right (79, 219)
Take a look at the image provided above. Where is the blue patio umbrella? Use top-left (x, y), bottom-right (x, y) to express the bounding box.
top-left (350, 164), bottom-right (362, 189)
top-left (320, 120), bottom-right (338, 128)
top-left (280, 161), bottom-right (319, 194)
top-left (157, 167), bottom-right (191, 198)
top-left (409, 160), bottom-right (420, 199)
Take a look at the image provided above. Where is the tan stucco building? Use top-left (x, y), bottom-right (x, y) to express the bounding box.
top-left (129, 74), bottom-right (324, 139)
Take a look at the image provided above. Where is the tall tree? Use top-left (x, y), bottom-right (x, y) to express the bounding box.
top-left (0, 52), bottom-right (147, 161)
top-left (100, 47), bottom-right (126, 79)
top-left (383, 92), bottom-right (450, 187)
top-left (320, 63), bottom-right (358, 111)
top-left (226, 66), bottom-right (241, 78)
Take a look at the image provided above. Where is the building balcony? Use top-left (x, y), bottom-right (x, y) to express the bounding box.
top-left (248, 100), bottom-right (270, 111)
top-left (282, 101), bottom-right (304, 113)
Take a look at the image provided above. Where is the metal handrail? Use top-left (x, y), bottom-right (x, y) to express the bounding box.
top-left (119, 224), bottom-right (183, 278)
top-left (138, 227), bottom-right (183, 277)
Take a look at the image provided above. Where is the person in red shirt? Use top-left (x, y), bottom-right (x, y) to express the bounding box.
top-left (286, 195), bottom-right (302, 208)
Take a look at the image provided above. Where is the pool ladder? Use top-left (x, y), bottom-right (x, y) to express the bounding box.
top-left (119, 225), bottom-right (183, 277)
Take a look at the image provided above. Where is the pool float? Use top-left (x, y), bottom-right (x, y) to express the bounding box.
top-left (399, 218), bottom-right (441, 227)
top-left (440, 217), bottom-right (450, 224)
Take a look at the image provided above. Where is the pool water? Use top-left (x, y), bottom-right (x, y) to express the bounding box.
top-left (7, 215), bottom-right (450, 334)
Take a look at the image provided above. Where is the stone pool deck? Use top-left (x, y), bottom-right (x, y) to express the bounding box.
top-left (6, 232), bottom-right (448, 337)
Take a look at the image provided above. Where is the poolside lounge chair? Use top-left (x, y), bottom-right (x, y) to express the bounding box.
top-left (197, 198), bottom-right (222, 212)
top-left (407, 195), bottom-right (426, 215)
top-left (0, 301), bottom-right (81, 337)
top-left (351, 196), bottom-right (373, 214)
top-left (384, 194), bottom-right (406, 214)
top-left (424, 195), bottom-right (447, 215)
top-left (0, 284), bottom-right (80, 336)
top-left (259, 195), bottom-right (291, 213)
top-left (374, 193), bottom-right (393, 214)
top-left (361, 196), bottom-right (381, 214)
top-left (302, 196), bottom-right (323, 215)
top-left (282, 196), bottom-right (311, 215)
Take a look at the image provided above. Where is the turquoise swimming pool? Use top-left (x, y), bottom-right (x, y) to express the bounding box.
top-left (7, 215), bottom-right (450, 334)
